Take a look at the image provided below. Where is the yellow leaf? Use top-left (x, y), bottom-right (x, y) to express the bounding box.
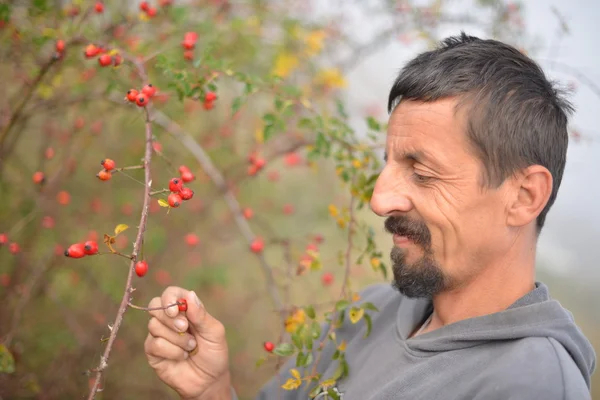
top-left (349, 307), bottom-right (364, 324)
top-left (300, 97), bottom-right (312, 109)
top-left (320, 378), bottom-right (337, 389)
top-left (139, 12), bottom-right (150, 22)
top-left (284, 309), bottom-right (306, 333)
top-left (316, 68), bottom-right (347, 89)
top-left (352, 159), bottom-right (362, 168)
top-left (336, 218), bottom-right (346, 229)
top-left (290, 369), bottom-right (301, 380)
top-left (225, 69), bottom-right (234, 76)
top-left (282, 377), bottom-right (301, 390)
top-left (272, 53), bottom-right (299, 78)
top-left (114, 224), bottom-right (129, 235)
top-left (370, 257), bottom-right (381, 270)
top-left (328, 204), bottom-right (338, 217)
top-left (304, 30), bottom-right (326, 56)
top-left (254, 127), bottom-right (264, 144)
top-left (158, 199), bottom-right (169, 208)
top-left (337, 340), bottom-right (347, 352)
top-left (352, 292), bottom-right (361, 302)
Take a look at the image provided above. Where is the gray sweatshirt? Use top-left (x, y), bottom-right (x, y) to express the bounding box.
top-left (238, 282), bottom-right (595, 400)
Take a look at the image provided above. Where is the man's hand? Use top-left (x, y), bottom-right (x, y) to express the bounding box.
top-left (144, 287), bottom-right (232, 400)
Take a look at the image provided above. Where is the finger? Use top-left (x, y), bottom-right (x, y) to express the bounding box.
top-left (145, 334), bottom-right (189, 362)
top-left (148, 317), bottom-right (197, 352)
top-left (185, 291), bottom-right (226, 344)
top-left (161, 286), bottom-right (192, 318)
top-left (147, 296), bottom-right (189, 333)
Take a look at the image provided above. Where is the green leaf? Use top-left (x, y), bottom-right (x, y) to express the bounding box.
top-left (0, 344), bottom-right (15, 374)
top-left (231, 97), bottom-right (243, 114)
top-left (255, 357), bottom-right (267, 368)
top-left (263, 113), bottom-right (276, 126)
top-left (379, 262), bottom-right (388, 279)
top-left (304, 352), bottom-right (313, 367)
top-left (304, 305), bottom-right (316, 319)
top-left (263, 124), bottom-right (276, 141)
top-left (273, 343), bottom-right (295, 357)
top-left (332, 349), bottom-right (340, 360)
top-left (335, 300), bottom-right (349, 312)
top-left (0, 4), bottom-right (11, 23)
top-left (291, 331), bottom-right (303, 350)
top-left (311, 321), bottom-right (321, 339)
top-left (363, 313), bottom-right (373, 339)
top-left (327, 388), bottom-right (341, 400)
top-left (298, 117), bottom-right (314, 129)
top-left (296, 351), bottom-right (306, 367)
top-left (366, 116), bottom-right (381, 132)
top-left (275, 98), bottom-right (284, 111)
top-left (361, 302), bottom-right (379, 312)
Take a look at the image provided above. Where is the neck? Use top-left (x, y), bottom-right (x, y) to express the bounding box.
top-left (422, 232), bottom-right (536, 334)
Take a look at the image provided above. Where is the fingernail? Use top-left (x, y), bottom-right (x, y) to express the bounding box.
top-left (188, 338), bottom-right (197, 351)
top-left (174, 318), bottom-right (186, 332)
top-left (190, 291), bottom-right (202, 307)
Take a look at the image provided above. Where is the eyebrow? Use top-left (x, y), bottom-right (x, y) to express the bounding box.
top-left (383, 150), bottom-right (437, 166)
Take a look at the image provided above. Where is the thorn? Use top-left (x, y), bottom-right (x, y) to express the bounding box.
top-left (107, 324), bottom-right (113, 332)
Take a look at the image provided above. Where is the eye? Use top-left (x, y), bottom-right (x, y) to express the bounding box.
top-left (412, 172), bottom-right (433, 183)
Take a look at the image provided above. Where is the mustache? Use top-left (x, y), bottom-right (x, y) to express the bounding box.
top-left (384, 216), bottom-right (431, 248)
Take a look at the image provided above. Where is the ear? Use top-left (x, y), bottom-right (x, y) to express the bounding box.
top-left (506, 165), bottom-right (553, 228)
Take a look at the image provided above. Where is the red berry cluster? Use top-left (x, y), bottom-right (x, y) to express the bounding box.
top-left (247, 152), bottom-right (266, 176)
top-left (97, 158), bottom-right (115, 181)
top-left (125, 84), bottom-right (157, 107)
top-left (65, 240), bottom-right (99, 258)
top-left (182, 32), bottom-right (198, 61)
top-left (0, 233), bottom-right (20, 255)
top-left (82, 42), bottom-right (122, 67)
top-left (203, 91), bottom-right (217, 110)
top-left (167, 177), bottom-right (194, 208)
top-left (140, 1), bottom-right (157, 18)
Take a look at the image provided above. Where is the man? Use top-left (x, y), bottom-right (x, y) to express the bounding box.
top-left (144, 33), bottom-right (596, 399)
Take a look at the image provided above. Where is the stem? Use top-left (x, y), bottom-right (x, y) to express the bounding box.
top-left (128, 301), bottom-right (180, 311)
top-left (86, 107), bottom-right (153, 400)
top-left (112, 165), bottom-right (145, 172)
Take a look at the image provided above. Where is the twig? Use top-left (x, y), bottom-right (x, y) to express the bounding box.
top-left (150, 110), bottom-right (286, 317)
top-left (86, 106), bottom-right (154, 400)
top-left (128, 301), bottom-right (181, 311)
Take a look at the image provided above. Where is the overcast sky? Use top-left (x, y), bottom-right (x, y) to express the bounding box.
top-left (329, 0), bottom-right (600, 284)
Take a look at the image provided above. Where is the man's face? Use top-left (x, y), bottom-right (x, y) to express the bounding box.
top-left (370, 98), bottom-right (512, 298)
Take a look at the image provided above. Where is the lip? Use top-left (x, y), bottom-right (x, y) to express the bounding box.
top-left (393, 234), bottom-right (413, 246)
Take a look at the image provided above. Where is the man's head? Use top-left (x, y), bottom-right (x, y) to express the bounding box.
top-left (370, 32), bottom-right (573, 298)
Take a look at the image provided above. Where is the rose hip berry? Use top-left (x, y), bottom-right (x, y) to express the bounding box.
top-left (179, 187), bottom-right (194, 201)
top-left (94, 2), bottom-right (104, 13)
top-left (141, 84), bottom-right (156, 97)
top-left (264, 341), bottom-right (275, 352)
top-left (180, 170), bottom-right (195, 183)
top-left (135, 93), bottom-right (148, 107)
top-left (250, 237), bottom-right (264, 253)
top-left (84, 240), bottom-right (99, 255)
top-left (84, 44), bottom-right (100, 58)
top-left (168, 178), bottom-right (183, 193)
top-left (140, 1), bottom-right (149, 11)
top-left (32, 171), bottom-right (45, 185)
top-left (56, 40), bottom-right (65, 53)
top-left (205, 92), bottom-right (217, 102)
top-left (98, 54), bottom-right (112, 67)
top-left (177, 299), bottom-right (188, 312)
top-left (97, 170), bottom-right (111, 181)
top-left (135, 260), bottom-right (148, 277)
top-left (65, 243), bottom-right (86, 258)
top-left (168, 193), bottom-right (182, 208)
top-left (126, 89), bottom-right (139, 102)
top-left (101, 158), bottom-right (116, 171)
top-left (0, 233), bottom-right (8, 245)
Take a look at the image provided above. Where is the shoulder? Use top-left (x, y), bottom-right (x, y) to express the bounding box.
top-left (472, 337), bottom-right (590, 400)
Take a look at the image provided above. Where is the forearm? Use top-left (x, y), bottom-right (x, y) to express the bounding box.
top-left (181, 373), bottom-right (234, 400)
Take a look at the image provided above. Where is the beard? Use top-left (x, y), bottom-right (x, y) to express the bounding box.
top-left (384, 216), bottom-right (446, 298)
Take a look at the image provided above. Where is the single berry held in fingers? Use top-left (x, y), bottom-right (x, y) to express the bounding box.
top-left (177, 299), bottom-right (188, 312)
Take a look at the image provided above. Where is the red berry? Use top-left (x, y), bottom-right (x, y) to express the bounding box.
top-left (284, 152), bottom-right (302, 167)
top-left (126, 89), bottom-right (139, 102)
top-left (141, 84), bottom-right (156, 97)
top-left (9, 242), bottom-right (20, 255)
top-left (57, 191), bottom-right (70, 205)
top-left (97, 170), bottom-right (112, 181)
top-left (45, 147), bottom-right (55, 160)
top-left (140, 1), bottom-right (149, 11)
top-left (65, 243), bottom-right (86, 258)
top-left (283, 204), bottom-right (294, 215)
top-left (98, 54), bottom-right (112, 67)
top-left (136, 93), bottom-right (148, 107)
top-left (182, 39), bottom-right (195, 50)
top-left (168, 193), bottom-right (182, 208)
top-left (247, 164), bottom-right (259, 176)
top-left (250, 237), bottom-right (264, 253)
top-left (205, 92), bottom-right (217, 102)
top-left (94, 2), bottom-right (104, 13)
top-left (203, 101), bottom-right (214, 110)
top-left (179, 187), bottom-right (194, 201)
top-left (264, 341), bottom-right (275, 352)
top-left (177, 298), bottom-right (188, 311)
top-left (185, 233), bottom-right (199, 247)
top-left (178, 165), bottom-right (191, 175)
top-left (112, 53), bottom-right (123, 67)
top-left (184, 32), bottom-right (198, 42)
top-left (84, 44), bottom-right (100, 58)
top-left (152, 142), bottom-right (162, 153)
top-left (243, 208), bottom-right (253, 219)
top-left (169, 178), bottom-right (183, 193)
top-left (101, 158), bottom-right (116, 171)
top-left (146, 6), bottom-right (157, 17)
top-left (56, 39), bottom-right (65, 53)
top-left (0, 233), bottom-right (8, 245)
top-left (32, 171), bottom-right (45, 185)
top-left (321, 272), bottom-right (334, 286)
top-left (42, 216), bottom-right (55, 229)
top-left (180, 170), bottom-right (195, 183)
top-left (135, 260), bottom-right (148, 277)
top-left (84, 240), bottom-right (99, 255)
top-left (254, 158), bottom-right (266, 169)
top-left (183, 50), bottom-right (194, 61)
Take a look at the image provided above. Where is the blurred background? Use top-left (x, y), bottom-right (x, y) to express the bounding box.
top-left (0, 1), bottom-right (598, 399)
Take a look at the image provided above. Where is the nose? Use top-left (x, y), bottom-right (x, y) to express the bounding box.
top-left (370, 166), bottom-right (413, 216)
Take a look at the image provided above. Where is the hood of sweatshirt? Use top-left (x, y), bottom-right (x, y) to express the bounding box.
top-left (399, 282), bottom-right (596, 388)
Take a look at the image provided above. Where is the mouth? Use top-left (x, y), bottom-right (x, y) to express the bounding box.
top-left (393, 234), bottom-right (414, 247)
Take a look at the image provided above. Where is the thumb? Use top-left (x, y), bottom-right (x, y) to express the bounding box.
top-left (185, 291), bottom-right (225, 344)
